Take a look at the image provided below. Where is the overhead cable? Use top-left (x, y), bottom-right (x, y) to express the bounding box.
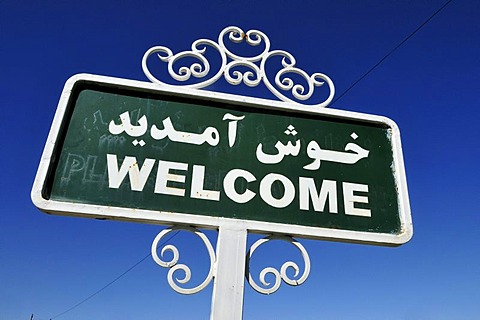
top-left (50, 230), bottom-right (179, 319)
top-left (331, 0), bottom-right (454, 106)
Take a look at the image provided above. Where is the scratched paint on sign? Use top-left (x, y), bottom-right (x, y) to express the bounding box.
top-left (44, 82), bottom-right (402, 235)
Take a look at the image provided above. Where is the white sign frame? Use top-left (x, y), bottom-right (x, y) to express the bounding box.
top-left (32, 73), bottom-right (413, 246)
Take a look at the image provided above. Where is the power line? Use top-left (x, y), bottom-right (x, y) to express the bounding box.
top-left (331, 0), bottom-right (454, 106)
top-left (50, 230), bottom-right (180, 320)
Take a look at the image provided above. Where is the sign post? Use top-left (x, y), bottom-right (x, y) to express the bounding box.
top-left (211, 224), bottom-right (247, 319)
top-left (32, 27), bottom-right (412, 319)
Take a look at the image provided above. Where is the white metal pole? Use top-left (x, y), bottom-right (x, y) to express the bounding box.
top-left (210, 223), bottom-right (248, 320)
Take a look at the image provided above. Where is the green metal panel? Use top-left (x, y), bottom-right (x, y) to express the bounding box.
top-left (43, 79), bottom-right (402, 235)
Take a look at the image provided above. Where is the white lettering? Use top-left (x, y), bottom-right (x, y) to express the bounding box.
top-left (299, 178), bottom-right (338, 213)
top-left (224, 169), bottom-right (256, 203)
top-left (259, 173), bottom-right (295, 208)
top-left (154, 160), bottom-right (188, 197)
top-left (191, 165), bottom-right (220, 201)
top-left (342, 182), bottom-right (371, 217)
top-left (107, 154), bottom-right (155, 191)
top-left (104, 154), bottom-right (373, 219)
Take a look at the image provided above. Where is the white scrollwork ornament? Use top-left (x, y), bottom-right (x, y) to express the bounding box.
top-left (151, 226), bottom-right (216, 295)
top-left (142, 26), bottom-right (335, 107)
top-left (246, 235), bottom-right (311, 295)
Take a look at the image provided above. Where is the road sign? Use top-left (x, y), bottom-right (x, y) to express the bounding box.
top-left (32, 73), bottom-right (412, 246)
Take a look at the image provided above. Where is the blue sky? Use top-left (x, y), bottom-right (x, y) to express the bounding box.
top-left (1, 1), bottom-right (479, 319)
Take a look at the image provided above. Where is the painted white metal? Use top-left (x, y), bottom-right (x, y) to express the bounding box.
top-left (210, 223), bottom-right (248, 320)
top-left (151, 226), bottom-right (216, 294)
top-left (31, 73), bottom-right (413, 246)
top-left (142, 26), bottom-right (335, 108)
top-left (31, 26), bottom-right (413, 320)
top-left (150, 225), bottom-right (311, 318)
top-left (247, 235), bottom-right (310, 295)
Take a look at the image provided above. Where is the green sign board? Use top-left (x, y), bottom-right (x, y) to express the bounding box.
top-left (32, 74), bottom-right (412, 246)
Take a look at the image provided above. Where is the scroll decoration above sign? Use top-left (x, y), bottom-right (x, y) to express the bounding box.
top-left (142, 26), bottom-right (335, 107)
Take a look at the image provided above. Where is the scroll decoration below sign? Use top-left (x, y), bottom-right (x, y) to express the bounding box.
top-left (142, 26), bottom-right (335, 108)
top-left (246, 235), bottom-right (311, 295)
top-left (151, 226), bottom-right (216, 295)
top-left (151, 228), bottom-right (311, 295)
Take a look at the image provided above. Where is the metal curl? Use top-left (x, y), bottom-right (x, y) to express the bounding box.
top-left (224, 61), bottom-right (262, 87)
top-left (246, 235), bottom-right (310, 295)
top-left (142, 40), bottom-right (226, 89)
top-left (219, 26), bottom-right (270, 62)
top-left (151, 226), bottom-right (216, 295)
top-left (142, 25), bottom-right (335, 107)
top-left (245, 30), bottom-right (264, 47)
